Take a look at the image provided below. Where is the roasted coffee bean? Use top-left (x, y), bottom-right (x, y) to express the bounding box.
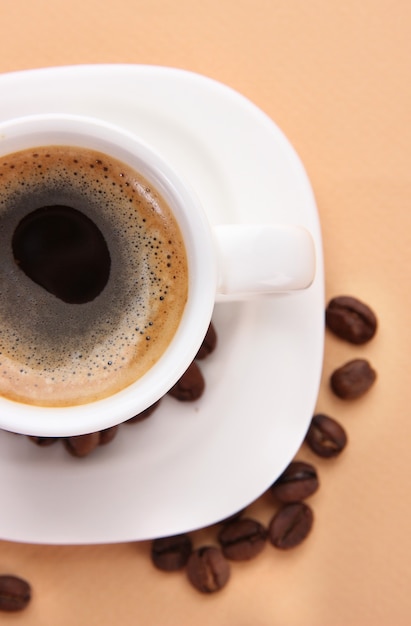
top-left (186, 546), bottom-right (230, 593)
top-left (330, 358), bottom-right (376, 399)
top-left (268, 502), bottom-right (314, 549)
top-left (98, 425), bottom-right (119, 445)
top-left (218, 518), bottom-right (267, 561)
top-left (125, 399), bottom-right (162, 424)
top-left (168, 362), bottom-right (205, 401)
top-left (151, 533), bottom-right (192, 571)
top-left (196, 322), bottom-right (217, 359)
top-left (326, 296), bottom-right (377, 344)
top-left (63, 432), bottom-right (100, 457)
top-left (269, 461), bottom-right (319, 502)
top-left (305, 413), bottom-right (347, 458)
top-left (0, 575), bottom-right (31, 612)
top-left (27, 436), bottom-right (60, 447)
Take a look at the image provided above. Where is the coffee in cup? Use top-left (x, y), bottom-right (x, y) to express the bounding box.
top-left (0, 144), bottom-right (188, 407)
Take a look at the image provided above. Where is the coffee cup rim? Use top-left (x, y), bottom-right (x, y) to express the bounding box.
top-left (0, 113), bottom-right (218, 436)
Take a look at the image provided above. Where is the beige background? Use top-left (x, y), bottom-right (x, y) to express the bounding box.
top-left (0, 1), bottom-right (410, 624)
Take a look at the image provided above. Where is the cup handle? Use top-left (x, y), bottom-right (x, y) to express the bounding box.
top-left (213, 224), bottom-right (316, 298)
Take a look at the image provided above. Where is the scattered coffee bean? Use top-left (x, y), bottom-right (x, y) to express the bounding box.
top-left (269, 461), bottom-right (319, 502)
top-left (305, 413), bottom-right (347, 457)
top-left (326, 296), bottom-right (377, 344)
top-left (151, 534), bottom-right (192, 571)
top-left (98, 425), bottom-right (119, 446)
top-left (186, 546), bottom-right (230, 593)
top-left (27, 436), bottom-right (60, 447)
top-left (330, 358), bottom-right (376, 399)
top-left (268, 502), bottom-right (314, 549)
top-left (218, 518), bottom-right (267, 561)
top-left (0, 575), bottom-right (31, 612)
top-left (63, 432), bottom-right (100, 457)
top-left (125, 399), bottom-right (162, 424)
top-left (196, 322), bottom-right (217, 359)
top-left (168, 362), bottom-right (205, 401)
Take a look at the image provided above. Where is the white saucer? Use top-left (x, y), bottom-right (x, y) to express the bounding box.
top-left (0, 65), bottom-right (324, 544)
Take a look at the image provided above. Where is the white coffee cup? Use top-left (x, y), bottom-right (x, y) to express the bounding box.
top-left (0, 113), bottom-right (315, 436)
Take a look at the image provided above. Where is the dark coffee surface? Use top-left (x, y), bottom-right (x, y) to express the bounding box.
top-left (12, 204), bottom-right (111, 303)
top-left (0, 146), bottom-right (188, 406)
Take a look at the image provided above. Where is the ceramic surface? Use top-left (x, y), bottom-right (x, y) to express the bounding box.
top-left (0, 65), bottom-right (324, 544)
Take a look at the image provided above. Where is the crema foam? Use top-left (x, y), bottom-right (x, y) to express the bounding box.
top-left (0, 146), bottom-right (188, 406)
